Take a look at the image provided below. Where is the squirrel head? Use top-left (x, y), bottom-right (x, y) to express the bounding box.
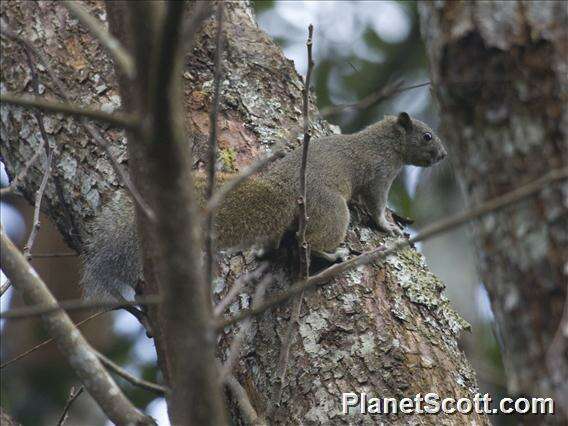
top-left (395, 112), bottom-right (447, 167)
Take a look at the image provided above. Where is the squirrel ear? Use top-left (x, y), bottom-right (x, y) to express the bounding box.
top-left (397, 112), bottom-right (412, 131)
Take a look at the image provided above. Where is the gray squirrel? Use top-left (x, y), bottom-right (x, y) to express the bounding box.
top-left (81, 112), bottom-right (447, 299)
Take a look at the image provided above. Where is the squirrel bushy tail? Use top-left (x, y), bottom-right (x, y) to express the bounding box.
top-left (81, 192), bottom-right (142, 299)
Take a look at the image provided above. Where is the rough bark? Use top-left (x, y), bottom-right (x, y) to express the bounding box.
top-left (2, 1), bottom-right (487, 424)
top-left (419, 0), bottom-right (567, 423)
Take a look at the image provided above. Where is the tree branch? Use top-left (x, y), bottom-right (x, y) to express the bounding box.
top-left (57, 386), bottom-right (83, 426)
top-left (22, 149), bottom-right (52, 260)
top-left (0, 230), bottom-right (153, 424)
top-left (0, 295), bottom-right (160, 320)
top-left (319, 80), bottom-right (430, 117)
top-left (123, 1), bottom-right (228, 423)
top-left (226, 375), bottom-right (265, 426)
top-left (214, 263), bottom-right (269, 317)
top-left (0, 94), bottom-right (139, 129)
top-left (205, 1), bottom-right (225, 289)
top-left (0, 311), bottom-right (107, 370)
top-left (217, 167), bottom-right (568, 329)
top-left (62, 0), bottom-right (134, 78)
top-left (0, 144), bottom-right (43, 196)
top-left (269, 24), bottom-right (314, 416)
top-left (93, 349), bottom-right (168, 396)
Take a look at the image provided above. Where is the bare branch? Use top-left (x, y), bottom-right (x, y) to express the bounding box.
top-left (0, 281), bottom-right (12, 297)
top-left (226, 375), bottom-right (266, 426)
top-left (57, 386), bottom-right (84, 426)
top-left (0, 145), bottom-right (43, 196)
top-left (0, 94), bottom-right (139, 129)
top-left (319, 80), bottom-right (431, 117)
top-left (0, 230), bottom-right (153, 424)
top-left (123, 1), bottom-right (229, 422)
top-left (217, 167), bottom-right (568, 329)
top-left (222, 274), bottom-right (271, 378)
top-left (297, 23), bottom-right (315, 263)
top-left (1, 311), bottom-right (106, 370)
top-left (205, 1), bottom-right (225, 289)
top-left (1, 38), bottom-right (53, 296)
top-left (62, 1), bottom-right (134, 78)
top-left (23, 149), bottom-right (52, 260)
top-left (204, 151), bottom-right (285, 216)
top-left (83, 120), bottom-right (156, 222)
top-left (269, 24), bottom-right (314, 415)
top-left (30, 252), bottom-right (78, 258)
top-left (94, 349), bottom-right (168, 396)
top-left (214, 263), bottom-right (269, 317)
top-left (0, 295), bottom-right (160, 320)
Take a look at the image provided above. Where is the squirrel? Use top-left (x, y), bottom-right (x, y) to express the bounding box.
top-left (81, 112), bottom-right (446, 299)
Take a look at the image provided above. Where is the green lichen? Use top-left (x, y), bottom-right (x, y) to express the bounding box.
top-left (219, 147), bottom-right (237, 172)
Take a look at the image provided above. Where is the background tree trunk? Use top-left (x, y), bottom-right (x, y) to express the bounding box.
top-left (2, 1), bottom-right (488, 424)
top-left (419, 1), bottom-right (567, 423)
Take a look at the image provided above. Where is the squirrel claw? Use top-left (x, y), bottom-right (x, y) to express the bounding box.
top-left (377, 217), bottom-right (403, 237)
top-left (313, 247), bottom-right (349, 263)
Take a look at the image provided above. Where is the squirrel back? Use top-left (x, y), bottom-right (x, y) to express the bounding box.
top-left (81, 113), bottom-right (446, 299)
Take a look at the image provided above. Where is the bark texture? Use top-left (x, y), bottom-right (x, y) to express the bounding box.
top-left (2, 1), bottom-right (487, 424)
top-left (419, 1), bottom-right (567, 422)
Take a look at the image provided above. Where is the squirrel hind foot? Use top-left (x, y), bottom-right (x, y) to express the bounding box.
top-left (312, 247), bottom-right (350, 263)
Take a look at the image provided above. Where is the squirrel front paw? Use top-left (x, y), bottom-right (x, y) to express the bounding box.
top-left (376, 216), bottom-right (403, 237)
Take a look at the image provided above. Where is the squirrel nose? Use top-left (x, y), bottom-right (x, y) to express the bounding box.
top-left (434, 147), bottom-right (447, 162)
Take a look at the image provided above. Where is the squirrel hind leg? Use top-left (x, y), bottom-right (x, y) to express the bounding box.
top-left (305, 191), bottom-right (350, 252)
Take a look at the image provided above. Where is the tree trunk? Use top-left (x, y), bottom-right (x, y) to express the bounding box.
top-left (1, 1), bottom-right (488, 424)
top-left (419, 1), bottom-right (567, 423)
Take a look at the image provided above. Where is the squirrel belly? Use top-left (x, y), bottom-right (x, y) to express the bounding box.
top-left (80, 113), bottom-right (447, 300)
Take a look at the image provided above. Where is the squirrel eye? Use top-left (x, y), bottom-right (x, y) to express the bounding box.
top-left (423, 132), bottom-right (432, 141)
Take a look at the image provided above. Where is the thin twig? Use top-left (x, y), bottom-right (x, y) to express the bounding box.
top-left (0, 295), bottom-right (161, 319)
top-left (82, 120), bottom-right (156, 222)
top-left (217, 167), bottom-right (568, 330)
top-left (0, 146), bottom-right (43, 195)
top-left (23, 149), bottom-right (52, 260)
top-left (2, 39), bottom-right (54, 296)
top-left (30, 252), bottom-right (78, 258)
top-left (320, 81), bottom-right (431, 117)
top-left (0, 282), bottom-right (12, 297)
top-left (62, 1), bottom-right (134, 78)
top-left (1, 310), bottom-right (107, 370)
top-left (222, 274), bottom-right (271, 378)
top-left (94, 349), bottom-right (168, 396)
top-left (204, 151), bottom-right (285, 216)
top-left (57, 386), bottom-right (84, 426)
top-left (269, 24), bottom-right (315, 416)
top-left (214, 263), bottom-right (269, 317)
top-left (226, 375), bottom-right (265, 426)
top-left (205, 2), bottom-right (225, 289)
top-left (0, 94), bottom-right (139, 129)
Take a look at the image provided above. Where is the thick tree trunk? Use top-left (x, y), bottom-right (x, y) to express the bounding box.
top-left (419, 1), bottom-right (567, 423)
top-left (2, 1), bottom-right (487, 424)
